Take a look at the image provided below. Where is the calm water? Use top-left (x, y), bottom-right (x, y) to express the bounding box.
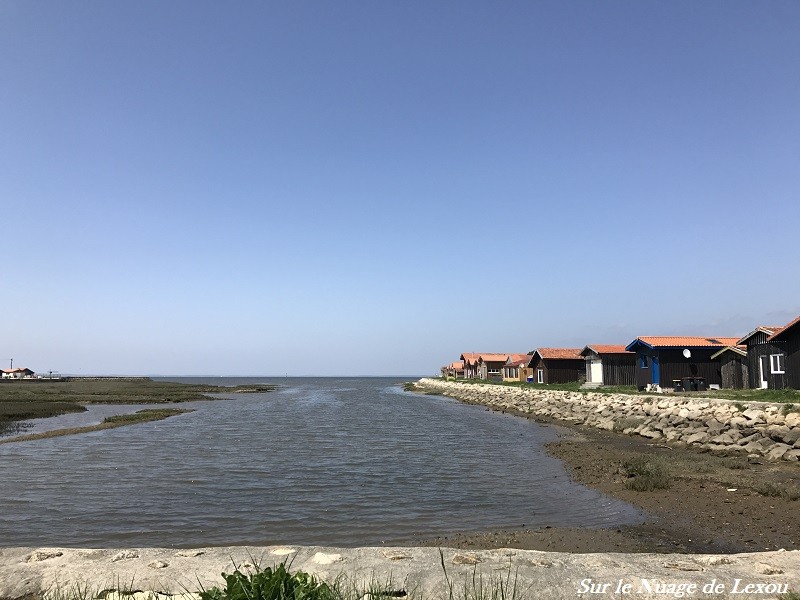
top-left (0, 377), bottom-right (644, 547)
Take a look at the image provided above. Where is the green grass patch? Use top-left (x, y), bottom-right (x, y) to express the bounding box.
top-left (623, 456), bottom-right (672, 492)
top-left (200, 562), bottom-right (335, 600)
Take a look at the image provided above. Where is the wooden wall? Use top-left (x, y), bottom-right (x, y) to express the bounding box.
top-left (601, 354), bottom-right (636, 386)
top-left (719, 354), bottom-right (748, 389)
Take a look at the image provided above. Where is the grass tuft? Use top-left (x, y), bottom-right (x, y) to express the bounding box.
top-left (623, 456), bottom-right (671, 492)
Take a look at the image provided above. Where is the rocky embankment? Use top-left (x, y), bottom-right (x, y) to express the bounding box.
top-left (416, 379), bottom-right (800, 462)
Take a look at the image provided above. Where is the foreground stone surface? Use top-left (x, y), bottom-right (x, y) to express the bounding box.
top-left (1, 546), bottom-right (798, 600)
top-left (417, 379), bottom-right (800, 462)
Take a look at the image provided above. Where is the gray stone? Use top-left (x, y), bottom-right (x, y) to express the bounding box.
top-left (765, 443), bottom-right (792, 461)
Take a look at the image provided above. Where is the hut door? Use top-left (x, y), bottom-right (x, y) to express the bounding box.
top-left (759, 356), bottom-right (769, 389)
top-left (588, 359), bottom-right (602, 384)
top-left (651, 356), bottom-right (660, 386)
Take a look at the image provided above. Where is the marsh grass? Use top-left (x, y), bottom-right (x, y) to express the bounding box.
top-left (622, 456), bottom-right (671, 492)
top-left (754, 482), bottom-right (800, 501)
top-left (0, 409), bottom-right (193, 445)
top-left (0, 378), bottom-right (274, 435)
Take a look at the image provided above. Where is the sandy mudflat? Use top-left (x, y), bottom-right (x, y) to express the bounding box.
top-left (411, 416), bottom-right (800, 555)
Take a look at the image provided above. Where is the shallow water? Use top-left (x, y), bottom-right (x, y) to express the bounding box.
top-left (0, 377), bottom-right (644, 547)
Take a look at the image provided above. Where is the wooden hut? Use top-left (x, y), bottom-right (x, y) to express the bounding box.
top-left (766, 315), bottom-right (800, 389)
top-left (711, 346), bottom-right (749, 389)
top-left (527, 348), bottom-right (584, 384)
top-left (579, 345), bottom-right (636, 387)
top-left (736, 326), bottom-right (787, 389)
top-left (625, 336), bottom-right (741, 391)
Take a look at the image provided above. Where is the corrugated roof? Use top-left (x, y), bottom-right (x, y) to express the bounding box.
top-left (534, 348), bottom-right (583, 360)
top-left (632, 336), bottom-right (741, 348)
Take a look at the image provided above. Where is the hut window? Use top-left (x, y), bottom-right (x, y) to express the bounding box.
top-left (640, 355), bottom-right (648, 368)
top-left (537, 368), bottom-right (544, 383)
top-left (770, 354), bottom-right (785, 374)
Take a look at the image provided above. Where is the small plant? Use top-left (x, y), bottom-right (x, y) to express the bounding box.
top-left (778, 591), bottom-right (800, 600)
top-left (733, 402), bottom-right (748, 412)
top-left (781, 403), bottom-right (798, 415)
top-left (622, 456), bottom-right (671, 491)
top-left (754, 482), bottom-right (800, 501)
top-left (199, 562), bottom-right (335, 600)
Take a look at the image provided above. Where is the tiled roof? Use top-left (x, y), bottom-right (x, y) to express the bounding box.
top-left (478, 353), bottom-right (514, 362)
top-left (505, 356), bottom-right (530, 367)
top-left (632, 337), bottom-right (741, 348)
top-left (449, 361), bottom-right (464, 370)
top-left (711, 346), bottom-right (748, 359)
top-left (769, 315), bottom-right (800, 341)
top-left (737, 326), bottom-right (783, 345)
top-left (583, 345), bottom-right (632, 355)
top-left (534, 348), bottom-right (583, 360)
top-left (459, 353), bottom-right (481, 365)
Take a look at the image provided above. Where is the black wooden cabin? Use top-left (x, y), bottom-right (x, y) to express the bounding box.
top-left (625, 336), bottom-right (741, 391)
top-left (766, 316), bottom-right (800, 389)
top-left (737, 326), bottom-right (789, 389)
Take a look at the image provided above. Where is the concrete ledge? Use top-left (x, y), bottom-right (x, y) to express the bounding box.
top-left (1, 546), bottom-right (798, 600)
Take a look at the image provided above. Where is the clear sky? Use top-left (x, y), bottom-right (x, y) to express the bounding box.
top-left (2, 1), bottom-right (799, 376)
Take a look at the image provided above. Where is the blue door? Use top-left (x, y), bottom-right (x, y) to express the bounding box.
top-left (652, 356), bottom-right (660, 385)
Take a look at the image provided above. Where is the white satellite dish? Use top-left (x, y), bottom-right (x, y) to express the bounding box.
top-left (683, 349), bottom-right (692, 359)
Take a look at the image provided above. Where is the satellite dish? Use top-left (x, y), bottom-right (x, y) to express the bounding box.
top-left (683, 349), bottom-right (692, 359)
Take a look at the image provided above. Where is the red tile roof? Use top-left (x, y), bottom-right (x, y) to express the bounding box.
top-left (505, 355), bottom-right (530, 367)
top-left (449, 361), bottom-right (464, 370)
top-left (478, 353), bottom-right (516, 363)
top-left (769, 315), bottom-right (800, 341)
top-left (634, 336), bottom-right (741, 348)
top-left (583, 344), bottom-right (632, 355)
top-left (534, 348), bottom-right (583, 360)
top-left (459, 353), bottom-right (481, 365)
top-left (737, 326), bottom-right (783, 345)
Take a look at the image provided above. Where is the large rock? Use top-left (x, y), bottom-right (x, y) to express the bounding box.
top-left (765, 443), bottom-right (793, 462)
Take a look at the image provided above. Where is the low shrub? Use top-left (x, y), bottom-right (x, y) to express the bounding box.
top-left (200, 562), bottom-right (335, 600)
top-left (623, 456), bottom-right (671, 492)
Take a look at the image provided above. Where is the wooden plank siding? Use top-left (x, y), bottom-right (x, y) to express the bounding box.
top-left (719, 353), bottom-right (748, 389)
top-left (633, 347), bottom-right (723, 389)
top-left (742, 331), bottom-right (789, 389)
top-left (601, 354), bottom-right (637, 386)
top-left (529, 356), bottom-right (584, 384)
top-left (786, 333), bottom-right (800, 389)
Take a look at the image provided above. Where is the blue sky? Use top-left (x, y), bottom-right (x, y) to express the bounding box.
top-left (2, 1), bottom-right (799, 375)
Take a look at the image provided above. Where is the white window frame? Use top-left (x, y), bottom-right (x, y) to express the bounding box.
top-left (770, 354), bottom-right (785, 374)
top-left (537, 368), bottom-right (544, 384)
